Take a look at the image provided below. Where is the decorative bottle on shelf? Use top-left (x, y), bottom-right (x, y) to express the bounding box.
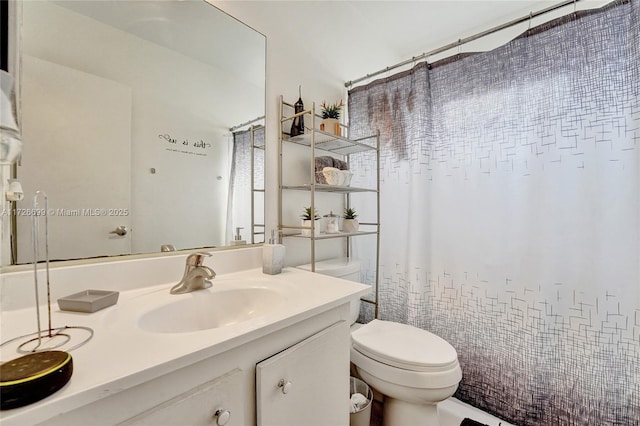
top-left (290, 85), bottom-right (305, 137)
top-left (324, 211), bottom-right (340, 234)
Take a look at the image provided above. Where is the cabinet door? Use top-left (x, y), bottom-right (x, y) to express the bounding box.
top-left (119, 368), bottom-right (246, 426)
top-left (256, 321), bottom-right (350, 426)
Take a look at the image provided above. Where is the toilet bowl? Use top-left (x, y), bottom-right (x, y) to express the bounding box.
top-left (297, 259), bottom-right (462, 426)
top-left (351, 319), bottom-right (462, 426)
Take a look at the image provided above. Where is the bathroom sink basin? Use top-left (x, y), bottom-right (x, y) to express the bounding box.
top-left (137, 287), bottom-right (286, 333)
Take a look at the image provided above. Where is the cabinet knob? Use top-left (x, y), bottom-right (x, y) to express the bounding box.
top-left (277, 379), bottom-right (292, 394)
top-left (213, 409), bottom-right (231, 426)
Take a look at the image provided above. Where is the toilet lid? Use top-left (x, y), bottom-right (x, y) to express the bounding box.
top-left (351, 320), bottom-right (458, 372)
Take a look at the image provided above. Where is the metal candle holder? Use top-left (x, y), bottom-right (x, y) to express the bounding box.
top-left (0, 192), bottom-right (93, 355)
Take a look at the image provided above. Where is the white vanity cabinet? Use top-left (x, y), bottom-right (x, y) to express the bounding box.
top-left (120, 368), bottom-right (245, 426)
top-left (256, 321), bottom-right (348, 426)
top-left (27, 308), bottom-right (351, 426)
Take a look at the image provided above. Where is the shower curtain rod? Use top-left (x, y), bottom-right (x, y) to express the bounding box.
top-left (229, 115), bottom-right (265, 132)
top-left (344, 0), bottom-right (583, 88)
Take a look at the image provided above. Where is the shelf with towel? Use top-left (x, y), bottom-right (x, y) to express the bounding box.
top-left (282, 184), bottom-right (378, 193)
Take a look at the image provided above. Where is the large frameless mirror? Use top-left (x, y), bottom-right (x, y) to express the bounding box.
top-left (7, 0), bottom-right (265, 265)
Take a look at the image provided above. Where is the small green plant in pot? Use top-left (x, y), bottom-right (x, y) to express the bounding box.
top-left (301, 207), bottom-right (321, 237)
top-left (320, 100), bottom-right (344, 136)
top-left (321, 100), bottom-right (343, 120)
top-left (342, 207), bottom-right (359, 233)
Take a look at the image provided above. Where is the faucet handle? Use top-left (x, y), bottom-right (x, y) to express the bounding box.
top-left (186, 252), bottom-right (211, 266)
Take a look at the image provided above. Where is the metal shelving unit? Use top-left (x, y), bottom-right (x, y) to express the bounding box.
top-left (278, 95), bottom-right (380, 318)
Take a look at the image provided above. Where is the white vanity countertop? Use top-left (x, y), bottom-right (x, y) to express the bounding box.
top-left (0, 267), bottom-right (369, 425)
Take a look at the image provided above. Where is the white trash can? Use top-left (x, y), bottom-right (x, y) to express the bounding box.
top-left (349, 377), bottom-right (372, 426)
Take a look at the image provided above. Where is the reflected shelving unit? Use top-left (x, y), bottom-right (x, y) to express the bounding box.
top-left (250, 124), bottom-right (265, 244)
top-left (278, 95), bottom-right (380, 318)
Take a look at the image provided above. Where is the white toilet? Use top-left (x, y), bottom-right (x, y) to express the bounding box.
top-left (297, 258), bottom-right (462, 426)
top-left (351, 320), bottom-right (462, 426)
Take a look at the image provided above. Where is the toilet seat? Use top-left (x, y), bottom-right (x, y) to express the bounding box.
top-left (350, 320), bottom-right (462, 389)
top-left (351, 320), bottom-right (458, 372)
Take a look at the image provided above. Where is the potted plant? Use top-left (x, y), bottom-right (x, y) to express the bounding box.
top-left (320, 100), bottom-right (344, 136)
top-left (342, 207), bottom-right (359, 233)
top-left (301, 206), bottom-right (321, 236)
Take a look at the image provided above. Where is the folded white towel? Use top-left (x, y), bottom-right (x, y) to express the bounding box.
top-left (350, 392), bottom-right (369, 413)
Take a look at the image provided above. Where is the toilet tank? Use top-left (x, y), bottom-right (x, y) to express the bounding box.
top-left (296, 258), bottom-right (362, 324)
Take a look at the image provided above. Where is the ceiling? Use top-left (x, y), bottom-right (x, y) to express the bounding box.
top-left (217, 0), bottom-right (611, 86)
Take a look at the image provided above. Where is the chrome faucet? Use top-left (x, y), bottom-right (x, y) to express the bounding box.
top-left (170, 252), bottom-right (216, 294)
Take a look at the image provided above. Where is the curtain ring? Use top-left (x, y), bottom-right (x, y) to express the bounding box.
top-left (528, 12), bottom-right (533, 31)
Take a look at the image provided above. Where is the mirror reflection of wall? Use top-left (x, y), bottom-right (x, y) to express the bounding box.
top-left (11, 0), bottom-right (265, 264)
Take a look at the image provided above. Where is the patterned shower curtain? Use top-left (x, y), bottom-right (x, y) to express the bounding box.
top-left (348, 1), bottom-right (639, 424)
top-left (226, 126), bottom-right (264, 244)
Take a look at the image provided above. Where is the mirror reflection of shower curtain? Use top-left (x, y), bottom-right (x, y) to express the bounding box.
top-left (227, 126), bottom-right (265, 244)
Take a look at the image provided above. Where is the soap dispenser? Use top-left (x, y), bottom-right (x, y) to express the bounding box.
top-left (231, 227), bottom-right (246, 246)
top-left (263, 230), bottom-right (285, 275)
